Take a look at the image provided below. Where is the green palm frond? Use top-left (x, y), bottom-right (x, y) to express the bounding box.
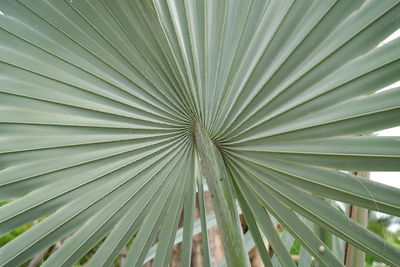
top-left (1, 0), bottom-right (400, 266)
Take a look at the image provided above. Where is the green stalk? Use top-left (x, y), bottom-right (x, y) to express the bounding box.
top-left (314, 199), bottom-right (333, 267)
top-left (314, 223), bottom-right (332, 250)
top-left (193, 122), bottom-right (250, 267)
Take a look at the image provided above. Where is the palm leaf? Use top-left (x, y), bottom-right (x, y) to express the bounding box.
top-left (0, 0), bottom-right (399, 266)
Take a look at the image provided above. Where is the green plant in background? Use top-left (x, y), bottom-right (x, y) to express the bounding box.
top-left (0, 202), bottom-right (34, 248)
top-left (366, 212), bottom-right (400, 266)
top-left (0, 0), bottom-right (400, 266)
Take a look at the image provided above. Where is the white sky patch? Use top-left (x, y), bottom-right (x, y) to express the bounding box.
top-left (374, 28), bottom-right (400, 94)
top-left (378, 27), bottom-right (400, 47)
top-left (370, 127), bottom-right (400, 189)
top-left (370, 28), bottom-right (400, 192)
top-left (371, 126), bottom-right (400, 231)
top-left (376, 126), bottom-right (400, 137)
top-left (360, 28), bottom-right (400, 233)
top-left (371, 172), bottom-right (400, 189)
top-left (375, 80), bottom-right (400, 94)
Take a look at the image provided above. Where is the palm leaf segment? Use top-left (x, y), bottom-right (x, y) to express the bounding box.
top-left (0, 0), bottom-right (400, 266)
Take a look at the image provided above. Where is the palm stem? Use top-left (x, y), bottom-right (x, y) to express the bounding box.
top-left (313, 199), bottom-right (333, 267)
top-left (193, 122), bottom-right (250, 267)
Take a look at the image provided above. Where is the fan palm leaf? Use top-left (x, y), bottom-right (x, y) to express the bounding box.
top-left (0, 0), bottom-right (400, 266)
